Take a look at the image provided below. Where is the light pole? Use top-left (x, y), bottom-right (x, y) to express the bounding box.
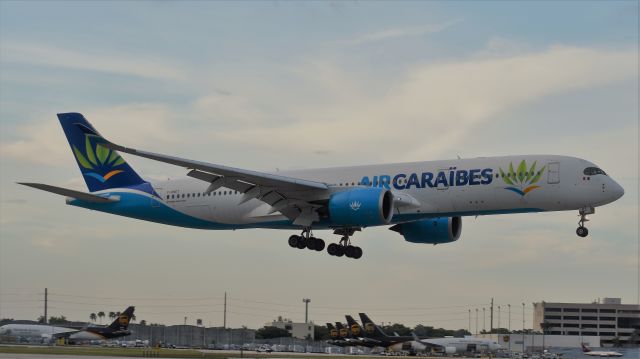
top-left (303, 298), bottom-right (311, 323)
top-left (522, 303), bottom-right (525, 353)
top-left (475, 309), bottom-right (479, 335)
top-left (498, 306), bottom-right (501, 334)
top-left (483, 308), bottom-right (486, 333)
top-left (468, 309), bottom-right (471, 334)
top-left (508, 304), bottom-right (511, 352)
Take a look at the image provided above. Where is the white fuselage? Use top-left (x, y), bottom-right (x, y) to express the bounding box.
top-left (93, 155), bottom-right (622, 230)
top-left (0, 324), bottom-right (103, 340)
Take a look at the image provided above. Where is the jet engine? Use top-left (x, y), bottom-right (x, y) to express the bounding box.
top-left (389, 217), bottom-right (462, 244)
top-left (445, 346), bottom-right (457, 355)
top-left (328, 188), bottom-right (394, 226)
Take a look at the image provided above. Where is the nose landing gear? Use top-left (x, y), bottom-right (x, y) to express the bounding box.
top-left (577, 207), bottom-right (594, 238)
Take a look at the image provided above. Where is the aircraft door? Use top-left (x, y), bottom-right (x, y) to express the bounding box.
top-left (547, 162), bottom-right (560, 184)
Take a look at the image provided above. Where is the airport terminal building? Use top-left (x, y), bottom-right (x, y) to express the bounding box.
top-left (533, 298), bottom-right (640, 346)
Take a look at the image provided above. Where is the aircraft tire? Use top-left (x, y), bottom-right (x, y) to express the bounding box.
top-left (345, 245), bottom-right (356, 258)
top-left (296, 236), bottom-right (307, 249)
top-left (288, 235), bottom-right (299, 248)
top-left (576, 226), bottom-right (588, 237)
top-left (353, 247), bottom-right (363, 259)
top-left (334, 245), bottom-right (345, 257)
top-left (307, 237), bottom-right (317, 250)
top-left (315, 238), bottom-right (325, 251)
top-left (327, 243), bottom-right (338, 256)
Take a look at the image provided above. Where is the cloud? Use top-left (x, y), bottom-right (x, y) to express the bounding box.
top-left (337, 19), bottom-right (462, 46)
top-left (208, 46), bottom-right (636, 164)
top-left (1, 103), bottom-right (180, 166)
top-left (0, 42), bottom-right (185, 81)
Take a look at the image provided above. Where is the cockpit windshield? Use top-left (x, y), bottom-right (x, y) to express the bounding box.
top-left (583, 167), bottom-right (607, 176)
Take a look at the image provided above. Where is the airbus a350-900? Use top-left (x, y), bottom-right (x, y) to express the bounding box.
top-left (20, 113), bottom-right (624, 259)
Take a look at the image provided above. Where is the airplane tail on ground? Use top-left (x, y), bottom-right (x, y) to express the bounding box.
top-left (345, 315), bottom-right (365, 337)
top-left (107, 306), bottom-right (135, 331)
top-left (358, 313), bottom-right (389, 338)
top-left (335, 322), bottom-right (349, 338)
top-left (326, 323), bottom-right (338, 339)
top-left (57, 112), bottom-right (146, 192)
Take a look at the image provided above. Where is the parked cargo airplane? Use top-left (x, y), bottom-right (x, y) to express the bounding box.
top-left (20, 113), bottom-right (624, 259)
top-left (0, 306), bottom-right (134, 341)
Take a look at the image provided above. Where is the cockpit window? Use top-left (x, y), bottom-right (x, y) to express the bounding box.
top-left (583, 167), bottom-right (607, 176)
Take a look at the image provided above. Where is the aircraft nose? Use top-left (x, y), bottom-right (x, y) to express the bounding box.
top-left (611, 180), bottom-right (624, 201)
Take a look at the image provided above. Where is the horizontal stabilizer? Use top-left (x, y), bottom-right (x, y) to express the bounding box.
top-left (18, 183), bottom-right (119, 203)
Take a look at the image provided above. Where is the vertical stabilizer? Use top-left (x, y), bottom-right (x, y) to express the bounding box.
top-left (358, 313), bottom-right (388, 338)
top-left (57, 113), bottom-right (146, 192)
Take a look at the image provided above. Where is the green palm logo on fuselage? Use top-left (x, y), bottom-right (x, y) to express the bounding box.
top-left (499, 160), bottom-right (545, 196)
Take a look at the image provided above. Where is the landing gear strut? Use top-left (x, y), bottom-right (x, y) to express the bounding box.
top-left (576, 207), bottom-right (594, 238)
top-left (288, 229), bottom-right (325, 252)
top-left (327, 228), bottom-right (363, 259)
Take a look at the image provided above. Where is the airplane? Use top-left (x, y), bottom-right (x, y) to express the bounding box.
top-left (357, 313), bottom-right (501, 355)
top-left (345, 314), bottom-right (415, 352)
top-left (0, 306), bottom-right (135, 342)
top-left (581, 343), bottom-right (623, 357)
top-left (410, 332), bottom-right (501, 355)
top-left (19, 113), bottom-right (625, 259)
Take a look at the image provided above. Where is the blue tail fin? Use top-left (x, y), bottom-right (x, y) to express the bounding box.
top-left (58, 113), bottom-right (147, 192)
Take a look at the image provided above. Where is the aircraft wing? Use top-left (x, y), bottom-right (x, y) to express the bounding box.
top-left (97, 139), bottom-right (330, 225)
top-left (411, 333), bottom-right (444, 348)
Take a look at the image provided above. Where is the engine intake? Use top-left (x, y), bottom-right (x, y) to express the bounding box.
top-left (390, 217), bottom-right (462, 244)
top-left (328, 188), bottom-right (394, 227)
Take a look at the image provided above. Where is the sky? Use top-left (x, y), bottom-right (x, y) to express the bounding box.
top-left (0, 1), bottom-right (638, 331)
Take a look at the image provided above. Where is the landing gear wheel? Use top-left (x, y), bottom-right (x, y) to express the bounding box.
top-left (296, 236), bottom-right (307, 249)
top-left (334, 245), bottom-right (345, 257)
top-left (327, 243), bottom-right (338, 256)
top-left (288, 235), bottom-right (299, 248)
top-left (307, 237), bottom-right (317, 250)
top-left (576, 226), bottom-right (589, 237)
top-left (315, 238), bottom-right (325, 252)
top-left (353, 247), bottom-right (363, 259)
top-left (345, 245), bottom-right (356, 258)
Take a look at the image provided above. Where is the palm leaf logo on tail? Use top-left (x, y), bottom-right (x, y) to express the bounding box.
top-left (499, 160), bottom-right (545, 196)
top-left (72, 134), bottom-right (126, 183)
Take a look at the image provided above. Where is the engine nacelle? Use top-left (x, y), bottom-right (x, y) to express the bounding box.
top-left (445, 346), bottom-right (457, 355)
top-left (390, 217), bottom-right (462, 244)
top-left (328, 188), bottom-right (394, 227)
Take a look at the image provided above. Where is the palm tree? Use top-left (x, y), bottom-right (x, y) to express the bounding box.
top-left (90, 313), bottom-right (97, 323)
top-left (108, 312), bottom-right (116, 321)
top-left (97, 312), bottom-right (105, 324)
top-left (139, 320), bottom-right (147, 326)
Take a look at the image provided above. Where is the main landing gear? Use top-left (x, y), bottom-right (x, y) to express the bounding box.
top-left (577, 206), bottom-right (595, 238)
top-left (327, 236), bottom-right (363, 259)
top-left (288, 229), bottom-right (325, 252)
top-left (287, 228), bottom-right (363, 259)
